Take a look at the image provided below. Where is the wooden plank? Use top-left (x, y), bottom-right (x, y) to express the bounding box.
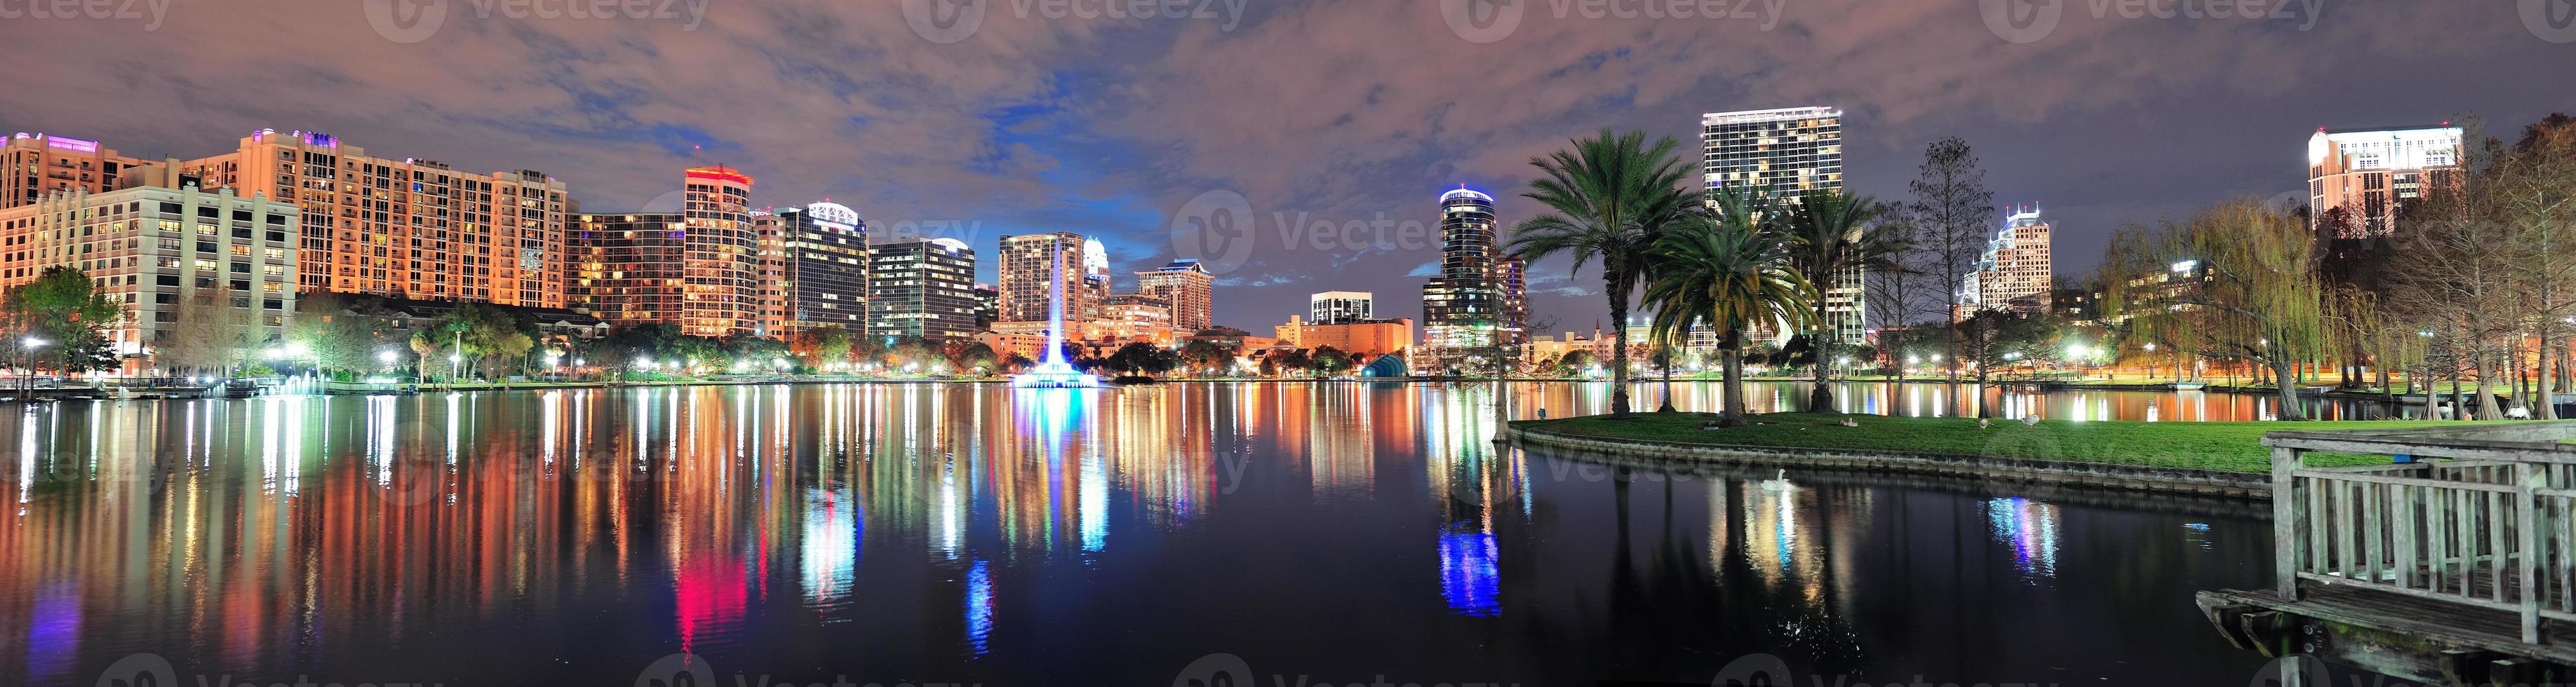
top-left (2395, 482), bottom-right (2416, 590)
top-left (2492, 489), bottom-right (2511, 604)
top-left (2297, 470), bottom-right (2517, 493)
top-left (2364, 481), bottom-right (2384, 583)
top-left (2276, 447), bottom-right (2303, 599)
top-left (2522, 464), bottom-right (2546, 644)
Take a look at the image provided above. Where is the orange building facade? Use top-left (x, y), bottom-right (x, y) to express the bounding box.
top-left (177, 129), bottom-right (568, 306)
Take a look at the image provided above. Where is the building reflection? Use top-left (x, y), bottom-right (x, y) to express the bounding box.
top-left (0, 383), bottom-right (1256, 674)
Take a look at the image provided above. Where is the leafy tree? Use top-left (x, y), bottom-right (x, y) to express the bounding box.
top-left (1643, 189), bottom-right (1814, 427)
top-left (945, 341), bottom-right (1000, 375)
top-left (1177, 339), bottom-right (1233, 376)
top-left (4, 266), bottom-right (124, 374)
top-left (2109, 200), bottom-right (2339, 419)
top-left (791, 325), bottom-right (854, 369)
top-left (1506, 129), bottom-right (1702, 419)
top-left (1308, 346), bottom-right (1352, 377)
top-left (286, 292), bottom-right (391, 376)
top-left (1265, 348), bottom-right (1310, 377)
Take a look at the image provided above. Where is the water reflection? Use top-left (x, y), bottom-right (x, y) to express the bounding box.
top-left (1, 383), bottom-right (2293, 685)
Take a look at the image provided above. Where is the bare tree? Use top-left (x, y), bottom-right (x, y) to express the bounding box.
top-left (1908, 137), bottom-right (1995, 385)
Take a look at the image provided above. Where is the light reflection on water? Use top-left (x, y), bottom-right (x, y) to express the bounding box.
top-left (0, 383), bottom-right (2290, 686)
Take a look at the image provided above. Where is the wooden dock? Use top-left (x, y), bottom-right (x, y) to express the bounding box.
top-left (2199, 420), bottom-right (2576, 685)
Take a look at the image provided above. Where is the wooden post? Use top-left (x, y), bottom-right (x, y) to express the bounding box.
top-left (2276, 445), bottom-right (2303, 600)
top-left (2518, 462), bottom-right (2544, 645)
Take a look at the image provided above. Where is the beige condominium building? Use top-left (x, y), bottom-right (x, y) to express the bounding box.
top-left (997, 232), bottom-right (1106, 326)
top-left (1134, 259), bottom-right (1214, 334)
top-left (1957, 205), bottom-right (2053, 315)
top-left (2, 132), bottom-right (155, 209)
top-left (2307, 123), bottom-right (2463, 238)
top-left (0, 168), bottom-right (299, 373)
top-left (178, 129), bottom-right (568, 306)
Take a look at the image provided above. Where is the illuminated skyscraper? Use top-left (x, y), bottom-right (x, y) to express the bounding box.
top-left (567, 211), bottom-right (685, 327)
top-left (1421, 188), bottom-right (1510, 354)
top-left (763, 202), bottom-right (868, 335)
top-left (1135, 259), bottom-right (1214, 333)
top-left (680, 165), bottom-right (758, 336)
top-left (998, 232), bottom-right (1102, 325)
top-left (868, 238), bottom-right (979, 341)
top-left (1957, 205), bottom-right (2053, 315)
top-left (179, 129), bottom-right (568, 307)
top-left (565, 165), bottom-right (759, 336)
top-left (1702, 106), bottom-right (1862, 344)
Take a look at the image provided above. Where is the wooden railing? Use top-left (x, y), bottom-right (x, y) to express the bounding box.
top-left (2267, 421), bottom-right (2576, 644)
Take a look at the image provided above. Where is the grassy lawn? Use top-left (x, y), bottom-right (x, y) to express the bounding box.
top-left (1517, 411), bottom-right (2532, 473)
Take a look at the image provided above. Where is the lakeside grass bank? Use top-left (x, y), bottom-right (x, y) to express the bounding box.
top-left (1515, 411), bottom-right (2531, 473)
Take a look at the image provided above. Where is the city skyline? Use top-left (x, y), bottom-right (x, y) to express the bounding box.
top-left (2, 2), bottom-right (2567, 331)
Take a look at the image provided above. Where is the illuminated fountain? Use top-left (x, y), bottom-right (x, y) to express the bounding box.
top-left (1009, 239), bottom-right (1099, 388)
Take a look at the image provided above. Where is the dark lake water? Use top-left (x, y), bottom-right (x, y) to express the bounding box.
top-left (0, 383), bottom-right (2381, 686)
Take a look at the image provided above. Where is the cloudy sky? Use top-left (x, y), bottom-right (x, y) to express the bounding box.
top-left (6, 0), bottom-right (2569, 331)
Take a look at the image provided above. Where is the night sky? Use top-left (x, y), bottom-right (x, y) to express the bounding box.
top-left (6, 0), bottom-right (2569, 331)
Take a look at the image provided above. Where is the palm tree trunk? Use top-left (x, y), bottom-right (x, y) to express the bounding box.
top-left (1657, 348), bottom-right (1675, 413)
top-left (1809, 301), bottom-right (1835, 412)
top-left (1719, 329), bottom-right (1749, 428)
top-left (1606, 280), bottom-right (1632, 419)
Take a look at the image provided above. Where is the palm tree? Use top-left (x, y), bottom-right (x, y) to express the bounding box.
top-left (1507, 129), bottom-right (1702, 419)
top-left (1782, 190), bottom-right (1900, 411)
top-left (1644, 187), bottom-right (1815, 428)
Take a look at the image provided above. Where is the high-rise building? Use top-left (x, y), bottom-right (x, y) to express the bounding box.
top-left (971, 283), bottom-right (1000, 329)
top-left (2307, 124), bottom-right (2463, 238)
top-left (762, 202), bottom-right (868, 336)
top-left (868, 238), bottom-right (979, 341)
top-left (0, 172), bottom-right (300, 372)
top-left (1101, 293), bottom-right (1174, 341)
top-left (678, 165), bottom-right (758, 337)
top-left (1135, 258), bottom-right (1214, 333)
top-left (179, 129), bottom-right (568, 307)
top-left (1310, 291), bottom-right (1374, 325)
top-left (1497, 256), bottom-right (1527, 345)
top-left (2, 132), bottom-right (153, 208)
top-left (1702, 106), bottom-right (1862, 344)
top-left (1957, 205), bottom-right (2053, 315)
top-left (1421, 188), bottom-right (1513, 353)
top-left (997, 232), bottom-right (1101, 325)
top-left (567, 211), bottom-right (686, 327)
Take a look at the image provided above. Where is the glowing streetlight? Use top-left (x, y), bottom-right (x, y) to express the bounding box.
top-left (378, 349), bottom-right (398, 363)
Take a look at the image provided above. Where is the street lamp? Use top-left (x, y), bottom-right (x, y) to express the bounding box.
top-left (18, 336), bottom-right (48, 397)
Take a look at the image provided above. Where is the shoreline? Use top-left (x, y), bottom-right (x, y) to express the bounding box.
top-left (1507, 421), bottom-right (2273, 499)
